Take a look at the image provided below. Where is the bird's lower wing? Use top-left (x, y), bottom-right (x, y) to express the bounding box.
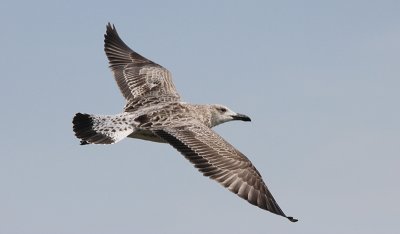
top-left (152, 123), bottom-right (297, 222)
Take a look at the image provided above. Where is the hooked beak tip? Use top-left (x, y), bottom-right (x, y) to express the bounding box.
top-left (232, 113), bottom-right (251, 122)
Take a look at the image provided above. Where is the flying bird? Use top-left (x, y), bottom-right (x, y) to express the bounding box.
top-left (72, 23), bottom-right (297, 222)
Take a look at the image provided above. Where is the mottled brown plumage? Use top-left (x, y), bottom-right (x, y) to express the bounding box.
top-left (104, 23), bottom-right (180, 112)
top-left (72, 23), bottom-right (297, 222)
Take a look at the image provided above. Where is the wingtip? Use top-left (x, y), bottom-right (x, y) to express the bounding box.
top-left (287, 216), bottom-right (298, 222)
top-left (106, 22), bottom-right (114, 30)
top-left (105, 22), bottom-right (116, 35)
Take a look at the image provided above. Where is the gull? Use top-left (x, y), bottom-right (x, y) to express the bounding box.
top-left (72, 23), bottom-right (297, 222)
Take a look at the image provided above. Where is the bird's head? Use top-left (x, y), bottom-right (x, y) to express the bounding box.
top-left (209, 104), bottom-right (251, 127)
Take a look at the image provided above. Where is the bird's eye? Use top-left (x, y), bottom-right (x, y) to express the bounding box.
top-left (219, 107), bottom-right (227, 113)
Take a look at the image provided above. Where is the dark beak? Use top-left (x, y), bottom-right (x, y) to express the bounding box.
top-left (232, 113), bottom-right (251, 122)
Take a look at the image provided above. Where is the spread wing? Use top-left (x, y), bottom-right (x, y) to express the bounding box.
top-left (153, 123), bottom-right (297, 222)
top-left (104, 23), bottom-right (180, 110)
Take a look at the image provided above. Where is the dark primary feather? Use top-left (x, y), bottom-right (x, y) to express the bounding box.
top-left (104, 23), bottom-right (180, 110)
top-left (153, 123), bottom-right (297, 222)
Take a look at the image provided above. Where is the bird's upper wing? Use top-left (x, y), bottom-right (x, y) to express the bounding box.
top-left (104, 23), bottom-right (180, 111)
top-left (152, 122), bottom-right (297, 222)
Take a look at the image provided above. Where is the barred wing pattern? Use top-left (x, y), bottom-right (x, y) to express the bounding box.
top-left (153, 123), bottom-right (297, 222)
top-left (104, 23), bottom-right (180, 107)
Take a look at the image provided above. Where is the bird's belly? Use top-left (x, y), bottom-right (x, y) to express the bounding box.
top-left (128, 129), bottom-right (166, 143)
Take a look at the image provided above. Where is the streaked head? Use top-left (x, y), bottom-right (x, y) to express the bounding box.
top-left (209, 104), bottom-right (251, 127)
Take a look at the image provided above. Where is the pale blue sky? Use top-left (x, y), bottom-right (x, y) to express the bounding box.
top-left (1, 0), bottom-right (399, 233)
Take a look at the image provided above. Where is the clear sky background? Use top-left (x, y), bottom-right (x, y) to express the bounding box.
top-left (1, 0), bottom-right (399, 233)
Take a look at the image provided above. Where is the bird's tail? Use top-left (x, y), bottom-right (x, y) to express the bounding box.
top-left (72, 113), bottom-right (134, 145)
